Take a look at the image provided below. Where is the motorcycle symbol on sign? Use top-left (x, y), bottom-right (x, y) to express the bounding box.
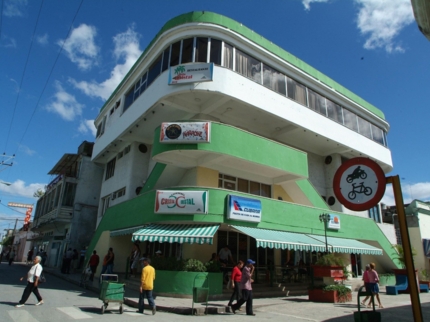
top-left (346, 166), bottom-right (367, 183)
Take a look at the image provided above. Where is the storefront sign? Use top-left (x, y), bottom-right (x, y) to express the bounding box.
top-left (160, 122), bottom-right (211, 143)
top-left (155, 190), bottom-right (208, 214)
top-left (327, 214), bottom-right (340, 230)
top-left (168, 63), bottom-right (213, 85)
top-left (227, 195), bottom-right (262, 223)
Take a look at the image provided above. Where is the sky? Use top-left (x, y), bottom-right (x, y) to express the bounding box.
top-left (0, 0), bottom-right (429, 231)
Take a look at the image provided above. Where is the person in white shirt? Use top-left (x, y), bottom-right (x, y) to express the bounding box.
top-left (16, 256), bottom-right (44, 307)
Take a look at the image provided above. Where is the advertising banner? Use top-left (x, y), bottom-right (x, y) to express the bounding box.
top-left (227, 195), bottom-right (262, 223)
top-left (168, 63), bottom-right (213, 85)
top-left (155, 190), bottom-right (208, 214)
top-left (327, 214), bottom-right (340, 230)
top-left (160, 122), bottom-right (211, 143)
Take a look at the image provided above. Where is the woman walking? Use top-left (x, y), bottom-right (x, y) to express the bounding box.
top-left (228, 260), bottom-right (244, 307)
top-left (367, 262), bottom-right (383, 308)
top-left (360, 264), bottom-right (372, 306)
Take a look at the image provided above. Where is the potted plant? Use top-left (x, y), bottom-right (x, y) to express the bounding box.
top-left (419, 269), bottom-right (430, 288)
top-left (308, 284), bottom-right (352, 303)
top-left (312, 253), bottom-right (344, 278)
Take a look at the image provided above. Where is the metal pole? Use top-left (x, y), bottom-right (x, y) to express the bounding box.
top-left (324, 222), bottom-right (328, 253)
top-left (386, 175), bottom-right (422, 322)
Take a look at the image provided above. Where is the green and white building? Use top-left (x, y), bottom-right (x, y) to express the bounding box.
top-left (88, 11), bottom-right (399, 277)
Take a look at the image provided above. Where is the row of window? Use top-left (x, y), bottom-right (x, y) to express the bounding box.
top-left (34, 182), bottom-right (77, 220)
top-left (112, 187), bottom-right (126, 200)
top-left (105, 145), bottom-right (131, 181)
top-left (218, 173), bottom-right (271, 197)
top-left (117, 36), bottom-right (386, 146)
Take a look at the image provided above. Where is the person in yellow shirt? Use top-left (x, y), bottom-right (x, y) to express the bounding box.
top-left (137, 257), bottom-right (156, 315)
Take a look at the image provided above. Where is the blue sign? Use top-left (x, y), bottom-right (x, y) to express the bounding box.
top-left (227, 195), bottom-right (262, 223)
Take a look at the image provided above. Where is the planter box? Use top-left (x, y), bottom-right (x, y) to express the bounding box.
top-left (154, 271), bottom-right (223, 297)
top-left (308, 289), bottom-right (352, 303)
top-left (419, 281), bottom-right (430, 288)
top-left (312, 265), bottom-right (344, 278)
top-left (392, 269), bottom-right (419, 294)
top-left (379, 275), bottom-right (396, 286)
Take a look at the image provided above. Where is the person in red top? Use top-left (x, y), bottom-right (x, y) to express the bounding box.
top-left (228, 260), bottom-right (244, 307)
top-left (88, 250), bottom-right (100, 281)
top-left (360, 264), bottom-right (371, 306)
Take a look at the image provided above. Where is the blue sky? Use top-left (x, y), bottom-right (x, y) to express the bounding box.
top-left (0, 0), bottom-right (428, 231)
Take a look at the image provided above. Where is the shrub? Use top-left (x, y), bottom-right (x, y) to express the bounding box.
top-left (315, 253), bottom-right (344, 266)
top-left (183, 258), bottom-right (207, 272)
top-left (205, 260), bottom-right (222, 272)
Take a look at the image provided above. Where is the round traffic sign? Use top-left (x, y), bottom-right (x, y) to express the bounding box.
top-left (333, 157), bottom-right (386, 211)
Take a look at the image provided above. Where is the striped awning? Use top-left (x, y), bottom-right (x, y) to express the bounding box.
top-left (308, 235), bottom-right (383, 255)
top-left (110, 226), bottom-right (145, 237)
top-left (132, 223), bottom-right (220, 245)
top-left (232, 226), bottom-right (327, 252)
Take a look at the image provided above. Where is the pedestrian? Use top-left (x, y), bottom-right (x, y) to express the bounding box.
top-left (79, 247), bottom-right (86, 269)
top-left (16, 256), bottom-right (44, 307)
top-left (137, 257), bottom-right (156, 315)
top-left (130, 243), bottom-right (141, 277)
top-left (155, 250), bottom-right (163, 258)
top-left (367, 262), bottom-right (384, 308)
top-left (231, 259), bottom-right (255, 316)
top-left (72, 249), bottom-right (79, 273)
top-left (8, 249), bottom-right (16, 266)
top-left (228, 260), bottom-right (244, 307)
top-left (62, 248), bottom-right (73, 274)
top-left (360, 264), bottom-right (372, 307)
top-left (88, 250), bottom-right (100, 281)
top-left (27, 249), bottom-right (34, 265)
top-left (219, 245), bottom-right (234, 266)
top-left (101, 248), bottom-right (115, 275)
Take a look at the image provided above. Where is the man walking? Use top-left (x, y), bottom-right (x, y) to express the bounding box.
top-left (137, 257), bottom-right (156, 315)
top-left (231, 259), bottom-right (255, 316)
top-left (88, 250), bottom-right (100, 281)
top-left (8, 248), bottom-right (16, 266)
top-left (16, 256), bottom-right (44, 307)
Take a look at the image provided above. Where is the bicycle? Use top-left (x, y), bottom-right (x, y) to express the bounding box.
top-left (348, 182), bottom-right (372, 200)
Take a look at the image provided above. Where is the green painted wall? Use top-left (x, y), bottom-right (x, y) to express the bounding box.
top-left (153, 122), bottom-right (309, 178)
top-left (155, 271), bottom-right (223, 296)
top-left (99, 11), bottom-right (384, 119)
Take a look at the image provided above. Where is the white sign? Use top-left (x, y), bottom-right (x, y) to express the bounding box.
top-left (327, 214), bottom-right (340, 230)
top-left (155, 190), bottom-right (208, 214)
top-left (160, 122), bottom-right (211, 143)
top-left (168, 63), bottom-right (213, 85)
top-left (227, 195), bottom-right (262, 223)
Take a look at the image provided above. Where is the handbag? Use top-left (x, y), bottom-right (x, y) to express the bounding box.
top-left (39, 274), bottom-right (46, 283)
top-left (85, 267), bottom-right (92, 275)
top-left (226, 279), bottom-right (232, 290)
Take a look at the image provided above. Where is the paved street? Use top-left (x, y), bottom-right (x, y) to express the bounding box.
top-left (2, 262), bottom-right (430, 321)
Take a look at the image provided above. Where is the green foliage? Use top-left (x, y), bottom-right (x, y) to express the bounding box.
top-left (323, 284), bottom-right (352, 302)
top-left (1, 236), bottom-right (13, 246)
top-left (342, 266), bottom-right (355, 281)
top-left (205, 260), bottom-right (222, 272)
top-left (315, 253), bottom-right (344, 266)
top-left (151, 257), bottom-right (184, 271)
top-left (392, 244), bottom-right (417, 268)
top-left (183, 258), bottom-right (207, 272)
top-left (420, 269), bottom-right (429, 281)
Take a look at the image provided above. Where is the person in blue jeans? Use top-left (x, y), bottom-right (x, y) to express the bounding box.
top-left (231, 259), bottom-right (255, 316)
top-left (101, 248), bottom-right (114, 278)
top-left (137, 257), bottom-right (156, 315)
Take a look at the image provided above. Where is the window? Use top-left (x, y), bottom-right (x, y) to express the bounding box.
top-left (235, 49), bottom-right (261, 83)
top-left (62, 182), bottom-right (77, 207)
top-left (223, 43), bottom-right (233, 69)
top-left (112, 187), bottom-right (126, 200)
top-left (326, 99), bottom-right (343, 123)
top-left (123, 87), bottom-right (134, 112)
top-left (105, 157), bottom-right (116, 180)
top-left (101, 194), bottom-right (111, 217)
top-left (170, 41), bottom-right (181, 67)
top-left (343, 109), bottom-right (358, 131)
top-left (287, 78), bottom-right (307, 105)
top-left (210, 38), bottom-right (222, 65)
top-left (96, 116), bottom-right (106, 138)
top-left (308, 89), bottom-right (327, 116)
top-left (117, 151), bottom-right (123, 159)
top-left (161, 47), bottom-right (170, 72)
top-left (195, 37), bottom-right (208, 63)
top-left (263, 64), bottom-right (286, 95)
top-left (357, 116), bottom-right (372, 139)
top-left (181, 38), bottom-right (194, 64)
top-left (147, 55), bottom-right (162, 86)
top-left (124, 145), bottom-right (131, 154)
top-left (368, 205), bottom-right (381, 223)
top-left (371, 124), bottom-right (385, 145)
top-left (218, 173), bottom-right (271, 197)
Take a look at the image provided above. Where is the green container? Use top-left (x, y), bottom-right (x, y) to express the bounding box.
top-left (193, 287), bottom-right (209, 303)
top-left (99, 281), bottom-right (125, 302)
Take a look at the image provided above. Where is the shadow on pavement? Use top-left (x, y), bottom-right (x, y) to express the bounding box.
top-left (0, 301), bottom-right (20, 307)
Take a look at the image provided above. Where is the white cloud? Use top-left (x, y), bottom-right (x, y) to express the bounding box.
top-left (70, 26), bottom-right (142, 101)
top-left (4, 0), bottom-right (27, 17)
top-left (381, 182), bottom-right (430, 206)
top-left (0, 179), bottom-right (45, 199)
top-left (355, 0), bottom-right (415, 53)
top-left (18, 144), bottom-right (36, 156)
top-left (58, 24), bottom-right (99, 71)
top-left (1, 36), bottom-right (17, 48)
top-left (78, 119), bottom-right (97, 137)
top-left (37, 33), bottom-right (49, 45)
top-left (46, 81), bottom-right (84, 121)
top-left (302, 0), bottom-right (330, 11)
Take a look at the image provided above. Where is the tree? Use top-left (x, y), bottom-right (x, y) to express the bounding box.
top-left (33, 188), bottom-right (45, 198)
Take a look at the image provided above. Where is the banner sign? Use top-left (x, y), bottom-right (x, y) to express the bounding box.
top-left (160, 122), bottom-right (211, 143)
top-left (327, 214), bottom-right (340, 230)
top-left (8, 202), bottom-right (34, 208)
top-left (24, 208), bottom-right (33, 225)
top-left (227, 195), bottom-right (262, 223)
top-left (168, 63), bottom-right (213, 85)
top-left (155, 190), bottom-right (208, 214)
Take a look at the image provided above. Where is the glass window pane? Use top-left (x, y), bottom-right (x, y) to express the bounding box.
top-left (223, 43), bottom-right (233, 69)
top-left (263, 64), bottom-right (286, 95)
top-left (357, 116), bottom-right (372, 138)
top-left (210, 38), bottom-right (222, 65)
top-left (181, 38), bottom-right (193, 64)
top-left (224, 175), bottom-right (236, 181)
top-left (235, 49), bottom-right (261, 83)
top-left (261, 184), bottom-right (271, 197)
top-left (343, 109), bottom-right (358, 131)
top-left (250, 181), bottom-right (260, 196)
top-left (224, 181), bottom-right (236, 190)
top-left (218, 179), bottom-right (222, 188)
top-left (140, 72), bottom-right (147, 94)
top-left (308, 89), bottom-right (327, 116)
top-left (170, 41), bottom-right (180, 67)
top-left (287, 78), bottom-right (307, 105)
top-left (238, 178), bottom-right (248, 193)
top-left (162, 47), bottom-right (170, 72)
top-left (371, 124), bottom-right (385, 145)
top-left (124, 87), bottom-right (134, 112)
top-left (147, 54), bottom-right (162, 86)
top-left (326, 99), bottom-right (343, 124)
top-left (195, 37), bottom-right (208, 63)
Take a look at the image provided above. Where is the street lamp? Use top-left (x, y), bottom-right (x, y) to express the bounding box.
top-left (319, 213), bottom-right (331, 253)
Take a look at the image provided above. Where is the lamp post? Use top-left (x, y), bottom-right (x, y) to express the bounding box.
top-left (319, 213), bottom-right (331, 253)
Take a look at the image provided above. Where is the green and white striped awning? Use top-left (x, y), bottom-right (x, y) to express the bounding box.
top-left (308, 235), bottom-right (383, 255)
top-left (110, 226), bottom-right (145, 237)
top-left (132, 223), bottom-right (220, 245)
top-left (232, 226), bottom-right (327, 252)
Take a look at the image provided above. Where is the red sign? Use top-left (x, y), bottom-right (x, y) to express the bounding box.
top-left (333, 158), bottom-right (386, 211)
top-left (24, 207), bottom-right (32, 224)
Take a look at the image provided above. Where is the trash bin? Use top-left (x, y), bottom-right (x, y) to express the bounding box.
top-left (191, 274), bottom-right (209, 315)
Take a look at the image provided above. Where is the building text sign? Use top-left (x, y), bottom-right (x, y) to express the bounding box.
top-left (227, 195), bottom-right (262, 223)
top-left (327, 214), bottom-right (340, 230)
top-left (155, 190), bottom-right (208, 214)
top-left (168, 63), bottom-right (213, 85)
top-left (160, 122), bottom-right (211, 143)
